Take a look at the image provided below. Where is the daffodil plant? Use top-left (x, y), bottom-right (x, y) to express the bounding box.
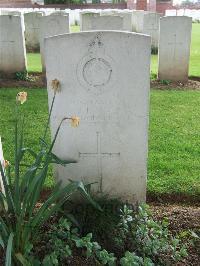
top-left (0, 82), bottom-right (97, 266)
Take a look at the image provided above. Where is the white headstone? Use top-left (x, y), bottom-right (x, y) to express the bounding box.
top-left (142, 12), bottom-right (162, 48)
top-left (0, 10), bottom-right (21, 16)
top-left (24, 12), bottom-right (44, 51)
top-left (45, 31), bottom-right (151, 203)
top-left (134, 12), bottom-right (161, 48)
top-left (158, 16), bottom-right (192, 82)
top-left (132, 10), bottom-right (146, 32)
top-left (101, 10), bottom-right (133, 32)
top-left (118, 11), bottom-right (133, 31)
top-left (39, 13), bottom-right (70, 70)
top-left (0, 15), bottom-right (27, 76)
top-left (80, 12), bottom-right (100, 31)
top-left (90, 16), bottom-right (124, 31)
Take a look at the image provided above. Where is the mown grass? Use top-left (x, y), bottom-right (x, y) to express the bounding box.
top-left (148, 90), bottom-right (200, 197)
top-left (27, 23), bottom-right (200, 78)
top-left (0, 88), bottom-right (199, 197)
top-left (0, 88), bottom-right (54, 188)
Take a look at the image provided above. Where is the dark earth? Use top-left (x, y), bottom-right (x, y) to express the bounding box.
top-left (0, 202), bottom-right (199, 265)
top-left (1, 73), bottom-right (200, 90)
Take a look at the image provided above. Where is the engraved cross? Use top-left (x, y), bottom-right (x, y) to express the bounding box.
top-left (79, 132), bottom-right (120, 192)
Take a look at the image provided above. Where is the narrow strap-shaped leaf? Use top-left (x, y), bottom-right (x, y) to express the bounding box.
top-left (50, 153), bottom-right (77, 166)
top-left (5, 232), bottom-right (14, 266)
top-left (19, 148), bottom-right (38, 162)
top-left (0, 217), bottom-right (9, 239)
top-left (0, 235), bottom-right (5, 249)
top-left (15, 253), bottom-right (30, 266)
top-left (0, 162), bottom-right (15, 214)
top-left (30, 181), bottom-right (78, 228)
top-left (26, 165), bottom-right (49, 218)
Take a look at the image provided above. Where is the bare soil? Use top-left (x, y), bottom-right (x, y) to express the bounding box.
top-left (0, 73), bottom-right (45, 88)
top-left (151, 204), bottom-right (200, 266)
top-left (1, 73), bottom-right (200, 90)
top-left (151, 78), bottom-right (200, 90)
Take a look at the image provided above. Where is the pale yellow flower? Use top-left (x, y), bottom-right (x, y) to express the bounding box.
top-left (51, 79), bottom-right (61, 93)
top-left (16, 92), bottom-right (27, 104)
top-left (3, 160), bottom-right (10, 168)
top-left (70, 116), bottom-right (80, 128)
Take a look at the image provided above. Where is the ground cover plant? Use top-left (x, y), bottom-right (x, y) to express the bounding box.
top-left (22, 202), bottom-right (192, 265)
top-left (0, 88), bottom-right (200, 199)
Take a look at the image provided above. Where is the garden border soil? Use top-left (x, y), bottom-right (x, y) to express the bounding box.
top-left (0, 73), bottom-right (200, 90)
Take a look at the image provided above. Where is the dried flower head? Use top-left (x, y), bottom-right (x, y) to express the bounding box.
top-left (70, 116), bottom-right (80, 128)
top-left (16, 92), bottom-right (27, 104)
top-left (51, 79), bottom-right (61, 93)
top-left (3, 160), bottom-right (10, 168)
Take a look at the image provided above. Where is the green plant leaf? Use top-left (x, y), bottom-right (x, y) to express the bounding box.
top-left (0, 235), bottom-right (5, 249)
top-left (15, 253), bottom-right (30, 266)
top-left (5, 232), bottom-right (14, 266)
top-left (50, 152), bottom-right (77, 165)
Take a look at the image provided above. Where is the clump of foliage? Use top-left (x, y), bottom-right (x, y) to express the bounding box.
top-left (151, 46), bottom-right (158, 55)
top-left (30, 204), bottom-right (188, 265)
top-left (160, 79), bottom-right (171, 85)
top-left (0, 88), bottom-right (98, 265)
top-left (118, 204), bottom-right (188, 265)
top-left (35, 217), bottom-right (116, 265)
top-left (150, 72), bottom-right (157, 81)
top-left (15, 71), bottom-right (34, 82)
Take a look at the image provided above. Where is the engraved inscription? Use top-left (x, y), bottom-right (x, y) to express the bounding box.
top-left (83, 58), bottom-right (112, 87)
top-left (76, 34), bottom-right (116, 95)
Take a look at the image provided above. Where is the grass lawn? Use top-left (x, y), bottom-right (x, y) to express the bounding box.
top-left (27, 23), bottom-right (200, 78)
top-left (0, 88), bottom-right (199, 198)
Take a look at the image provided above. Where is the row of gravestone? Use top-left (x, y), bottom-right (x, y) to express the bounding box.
top-left (0, 12), bottom-right (70, 74)
top-left (0, 14), bottom-right (193, 203)
top-left (0, 11), bottom-right (192, 82)
top-left (0, 29), bottom-right (150, 203)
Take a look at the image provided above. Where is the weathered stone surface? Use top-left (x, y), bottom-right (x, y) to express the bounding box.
top-left (80, 12), bottom-right (100, 31)
top-left (158, 16), bottom-right (192, 82)
top-left (142, 12), bottom-right (162, 48)
top-left (24, 12), bottom-right (43, 51)
top-left (0, 15), bottom-right (27, 76)
top-left (90, 15), bottom-right (124, 31)
top-left (45, 31), bottom-right (151, 203)
top-left (134, 11), bottom-right (161, 48)
top-left (101, 10), bottom-right (133, 31)
top-left (39, 13), bottom-right (69, 71)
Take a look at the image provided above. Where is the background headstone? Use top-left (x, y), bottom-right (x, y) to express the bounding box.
top-left (134, 11), bottom-right (161, 48)
top-left (142, 12), bottom-right (162, 48)
top-left (45, 31), bottom-right (151, 203)
top-left (80, 11), bottom-right (100, 31)
top-left (158, 16), bottom-right (192, 82)
top-left (90, 15), bottom-right (124, 31)
top-left (39, 13), bottom-right (70, 71)
top-left (101, 10), bottom-right (133, 32)
top-left (24, 12), bottom-right (44, 52)
top-left (0, 15), bottom-right (27, 76)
